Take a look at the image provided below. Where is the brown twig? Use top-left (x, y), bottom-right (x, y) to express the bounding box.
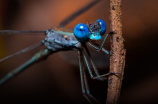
top-left (106, 0), bottom-right (126, 104)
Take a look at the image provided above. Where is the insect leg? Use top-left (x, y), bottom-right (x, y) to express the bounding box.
top-left (0, 49), bottom-right (53, 86)
top-left (82, 51), bottom-right (110, 80)
top-left (83, 44), bottom-right (106, 80)
top-left (78, 50), bottom-right (100, 104)
top-left (88, 33), bottom-right (109, 53)
top-left (87, 42), bottom-right (121, 79)
top-left (82, 66), bottom-right (101, 104)
top-left (87, 42), bottom-right (109, 54)
top-left (83, 44), bottom-right (119, 80)
top-left (98, 33), bottom-right (109, 51)
top-left (82, 52), bottom-right (94, 78)
top-left (78, 50), bottom-right (92, 103)
top-left (92, 72), bottom-right (121, 79)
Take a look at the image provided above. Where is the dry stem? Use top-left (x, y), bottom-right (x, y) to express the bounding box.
top-left (106, 0), bottom-right (126, 104)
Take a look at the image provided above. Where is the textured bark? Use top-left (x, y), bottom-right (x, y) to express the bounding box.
top-left (106, 0), bottom-right (126, 104)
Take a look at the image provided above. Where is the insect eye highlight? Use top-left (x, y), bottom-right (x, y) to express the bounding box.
top-left (96, 19), bottom-right (107, 36)
top-left (74, 23), bottom-right (89, 41)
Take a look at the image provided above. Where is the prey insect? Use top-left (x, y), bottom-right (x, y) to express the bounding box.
top-left (0, 19), bottom-right (111, 104)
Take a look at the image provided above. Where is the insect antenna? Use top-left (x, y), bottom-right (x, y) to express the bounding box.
top-left (84, 17), bottom-right (90, 25)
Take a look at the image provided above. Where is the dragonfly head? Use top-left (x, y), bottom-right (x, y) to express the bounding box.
top-left (74, 19), bottom-right (106, 41)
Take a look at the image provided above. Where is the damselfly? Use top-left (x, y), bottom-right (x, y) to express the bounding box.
top-left (0, 0), bottom-right (113, 103)
top-left (0, 19), bottom-right (111, 104)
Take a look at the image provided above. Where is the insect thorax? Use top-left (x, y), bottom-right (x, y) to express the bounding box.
top-left (42, 28), bottom-right (81, 52)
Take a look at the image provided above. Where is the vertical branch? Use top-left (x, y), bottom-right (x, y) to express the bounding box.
top-left (106, 0), bottom-right (126, 104)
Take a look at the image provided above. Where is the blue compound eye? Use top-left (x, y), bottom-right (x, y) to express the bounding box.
top-left (74, 23), bottom-right (89, 41)
top-left (96, 19), bottom-right (107, 36)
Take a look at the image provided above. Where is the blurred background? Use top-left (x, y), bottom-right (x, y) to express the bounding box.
top-left (0, 0), bottom-right (158, 104)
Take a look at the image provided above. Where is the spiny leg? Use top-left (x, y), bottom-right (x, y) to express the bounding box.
top-left (82, 61), bottom-right (101, 104)
top-left (82, 51), bottom-right (110, 80)
top-left (78, 50), bottom-right (100, 104)
top-left (83, 43), bottom-right (120, 80)
top-left (87, 42), bottom-right (109, 54)
top-left (78, 50), bottom-right (92, 103)
top-left (88, 31), bottom-right (115, 54)
top-left (82, 44), bottom-right (100, 78)
top-left (82, 51), bottom-right (94, 78)
top-left (88, 33), bottom-right (109, 53)
top-left (98, 33), bottom-right (109, 51)
top-left (83, 44), bottom-right (107, 80)
top-left (88, 42), bottom-right (121, 79)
